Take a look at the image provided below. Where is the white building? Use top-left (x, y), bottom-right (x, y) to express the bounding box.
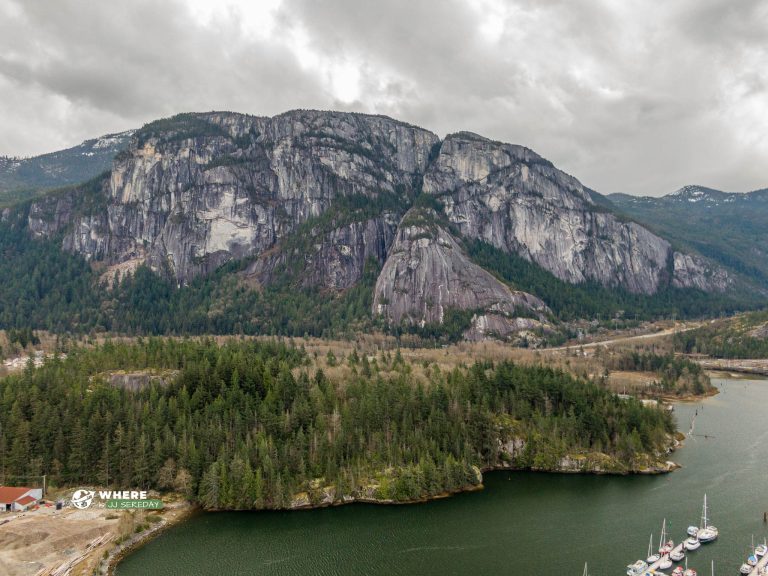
top-left (0, 486), bottom-right (43, 512)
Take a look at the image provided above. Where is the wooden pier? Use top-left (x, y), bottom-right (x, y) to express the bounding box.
top-left (748, 553), bottom-right (768, 576)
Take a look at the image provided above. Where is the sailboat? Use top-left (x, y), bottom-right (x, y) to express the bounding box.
top-left (696, 494), bottom-right (718, 542)
top-left (756, 538), bottom-right (767, 558)
top-left (658, 554), bottom-right (673, 570)
top-left (670, 545), bottom-right (686, 562)
top-left (648, 533), bottom-right (661, 563)
top-left (656, 519), bottom-right (673, 569)
top-left (747, 536), bottom-right (758, 567)
top-left (659, 519), bottom-right (675, 554)
top-left (683, 556), bottom-right (698, 576)
top-left (740, 540), bottom-right (756, 574)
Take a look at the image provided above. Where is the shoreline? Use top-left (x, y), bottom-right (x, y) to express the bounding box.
top-left (108, 457), bottom-right (679, 568)
top-left (656, 386), bottom-right (720, 403)
top-left (103, 502), bottom-right (197, 575)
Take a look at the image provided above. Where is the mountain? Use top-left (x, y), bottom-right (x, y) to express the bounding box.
top-left (371, 207), bottom-right (551, 341)
top-left (0, 110), bottom-right (755, 341)
top-left (609, 185), bottom-right (768, 284)
top-left (0, 130), bottom-right (133, 206)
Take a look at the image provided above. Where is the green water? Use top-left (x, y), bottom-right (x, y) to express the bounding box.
top-left (117, 378), bottom-right (768, 575)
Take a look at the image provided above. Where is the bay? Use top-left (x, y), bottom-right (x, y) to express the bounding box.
top-left (117, 377), bottom-right (768, 575)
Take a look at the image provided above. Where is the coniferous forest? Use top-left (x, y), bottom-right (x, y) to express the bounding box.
top-left (0, 339), bottom-right (674, 509)
top-left (0, 217), bottom-right (759, 343)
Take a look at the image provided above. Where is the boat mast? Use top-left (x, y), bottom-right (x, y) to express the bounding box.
top-left (701, 493), bottom-right (709, 528)
top-left (648, 533), bottom-right (654, 557)
top-left (659, 519), bottom-right (667, 550)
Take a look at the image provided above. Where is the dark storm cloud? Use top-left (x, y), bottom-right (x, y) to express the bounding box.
top-left (1, 0), bottom-right (766, 195)
top-left (0, 0), bottom-right (331, 155)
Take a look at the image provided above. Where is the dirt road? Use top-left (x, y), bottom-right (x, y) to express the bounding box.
top-left (545, 323), bottom-right (702, 352)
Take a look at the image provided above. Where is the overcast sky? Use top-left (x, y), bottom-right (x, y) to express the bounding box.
top-left (0, 0), bottom-right (766, 196)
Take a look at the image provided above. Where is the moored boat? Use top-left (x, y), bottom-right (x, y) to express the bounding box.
top-left (659, 519), bottom-right (674, 555)
top-left (696, 494), bottom-right (718, 543)
top-left (739, 542), bottom-right (754, 576)
top-left (648, 533), bottom-right (661, 564)
top-left (684, 537), bottom-right (701, 551)
top-left (627, 559), bottom-right (648, 576)
top-left (670, 547), bottom-right (685, 562)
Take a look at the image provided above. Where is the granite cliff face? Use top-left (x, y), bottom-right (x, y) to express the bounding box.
top-left (22, 110), bottom-right (734, 338)
top-left (29, 110), bottom-right (437, 286)
top-left (244, 214), bottom-right (399, 291)
top-left (423, 132), bottom-right (729, 294)
top-left (372, 208), bottom-right (550, 338)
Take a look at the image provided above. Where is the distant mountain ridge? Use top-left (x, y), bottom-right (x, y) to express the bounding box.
top-left (609, 185), bottom-right (768, 285)
top-left (0, 110), bottom-right (760, 340)
top-left (612, 184), bottom-right (768, 205)
top-left (0, 130), bottom-right (133, 206)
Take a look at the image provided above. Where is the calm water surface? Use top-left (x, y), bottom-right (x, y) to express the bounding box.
top-left (117, 378), bottom-right (768, 575)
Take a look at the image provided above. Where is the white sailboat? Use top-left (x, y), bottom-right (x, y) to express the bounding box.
top-left (659, 518), bottom-right (674, 554)
top-left (756, 539), bottom-right (767, 558)
top-left (657, 519), bottom-right (673, 569)
top-left (696, 494), bottom-right (718, 542)
top-left (747, 536), bottom-right (758, 567)
top-left (658, 555), bottom-right (673, 570)
top-left (648, 533), bottom-right (661, 563)
top-left (670, 546), bottom-right (686, 562)
top-left (740, 540), bottom-right (755, 574)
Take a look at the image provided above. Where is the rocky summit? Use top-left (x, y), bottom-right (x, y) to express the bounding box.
top-left (20, 109), bottom-right (735, 339)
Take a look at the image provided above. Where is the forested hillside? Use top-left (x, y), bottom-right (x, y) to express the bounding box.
top-left (609, 186), bottom-right (768, 285)
top-left (0, 210), bottom-right (758, 343)
top-left (0, 339), bottom-right (675, 509)
top-left (674, 310), bottom-right (768, 358)
top-left (0, 131), bottom-right (132, 207)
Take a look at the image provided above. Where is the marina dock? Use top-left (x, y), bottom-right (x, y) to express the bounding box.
top-left (748, 553), bottom-right (768, 576)
top-left (643, 543), bottom-right (685, 573)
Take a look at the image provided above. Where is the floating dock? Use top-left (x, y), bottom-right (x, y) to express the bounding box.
top-left (748, 553), bottom-right (768, 576)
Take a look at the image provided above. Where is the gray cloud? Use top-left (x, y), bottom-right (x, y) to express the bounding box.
top-left (0, 0), bottom-right (766, 195)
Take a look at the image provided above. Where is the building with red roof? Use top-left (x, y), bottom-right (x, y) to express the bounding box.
top-left (0, 486), bottom-right (42, 512)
